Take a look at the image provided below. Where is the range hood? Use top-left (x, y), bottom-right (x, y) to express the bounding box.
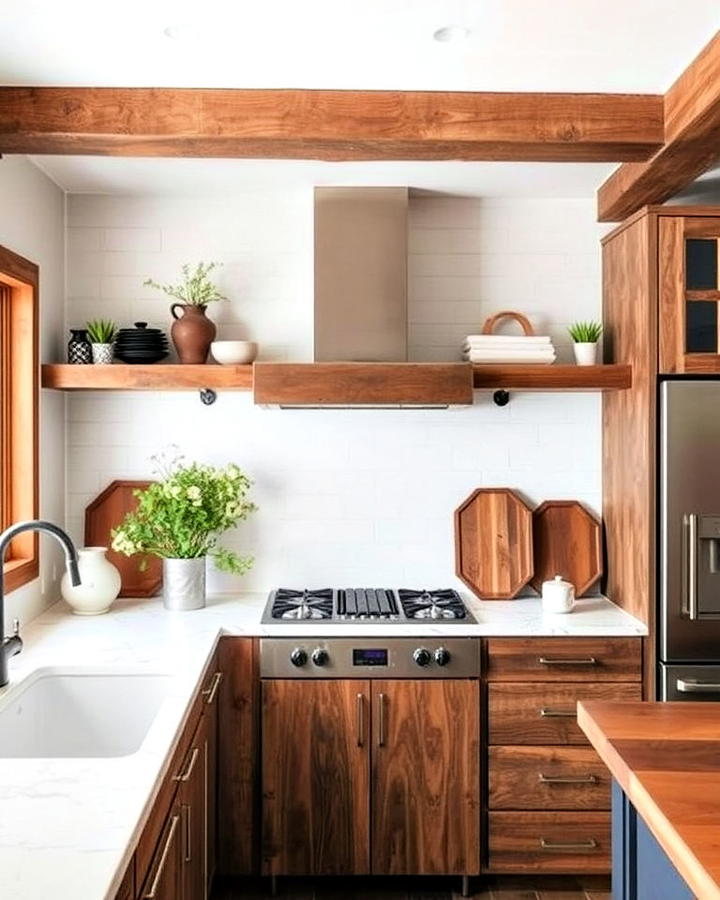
top-left (253, 187), bottom-right (473, 407)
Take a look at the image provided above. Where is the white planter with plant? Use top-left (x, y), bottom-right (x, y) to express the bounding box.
top-left (111, 452), bottom-right (256, 611)
top-left (144, 262), bottom-right (227, 364)
top-left (568, 320), bottom-right (603, 366)
top-left (86, 319), bottom-right (118, 364)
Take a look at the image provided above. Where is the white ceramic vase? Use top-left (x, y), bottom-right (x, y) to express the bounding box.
top-left (91, 342), bottom-right (114, 364)
top-left (573, 342), bottom-right (598, 366)
top-left (163, 557), bottom-right (206, 611)
top-left (61, 546), bottom-right (121, 615)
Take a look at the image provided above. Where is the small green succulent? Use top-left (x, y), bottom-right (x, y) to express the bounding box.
top-left (86, 318), bottom-right (118, 344)
top-left (568, 321), bottom-right (603, 343)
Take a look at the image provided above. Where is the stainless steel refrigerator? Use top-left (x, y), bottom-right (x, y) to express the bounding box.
top-left (660, 380), bottom-right (720, 699)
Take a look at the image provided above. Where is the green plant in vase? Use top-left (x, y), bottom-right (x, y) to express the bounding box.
top-left (144, 262), bottom-right (226, 364)
top-left (568, 320), bottom-right (603, 366)
top-left (86, 318), bottom-right (118, 365)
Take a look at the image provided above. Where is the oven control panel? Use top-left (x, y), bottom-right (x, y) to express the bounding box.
top-left (260, 637), bottom-right (481, 679)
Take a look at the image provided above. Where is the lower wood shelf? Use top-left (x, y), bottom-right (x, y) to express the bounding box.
top-left (41, 363), bottom-right (632, 395)
top-left (41, 364), bottom-right (254, 391)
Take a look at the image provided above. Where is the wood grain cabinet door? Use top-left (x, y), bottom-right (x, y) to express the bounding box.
top-left (178, 714), bottom-right (209, 900)
top-left (137, 809), bottom-right (182, 900)
top-left (371, 680), bottom-right (480, 876)
top-left (262, 679), bottom-right (371, 876)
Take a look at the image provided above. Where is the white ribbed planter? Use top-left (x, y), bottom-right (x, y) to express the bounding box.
top-left (572, 342), bottom-right (598, 366)
top-left (162, 557), bottom-right (206, 611)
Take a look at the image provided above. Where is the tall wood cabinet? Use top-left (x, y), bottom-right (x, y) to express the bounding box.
top-left (261, 678), bottom-right (480, 877)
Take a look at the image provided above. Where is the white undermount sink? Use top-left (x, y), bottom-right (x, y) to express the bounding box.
top-left (0, 667), bottom-right (172, 758)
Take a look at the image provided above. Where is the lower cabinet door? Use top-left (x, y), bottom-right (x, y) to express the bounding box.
top-left (371, 679), bottom-right (480, 875)
top-left (178, 714), bottom-right (209, 900)
top-left (262, 679), bottom-right (371, 876)
top-left (138, 809), bottom-right (183, 900)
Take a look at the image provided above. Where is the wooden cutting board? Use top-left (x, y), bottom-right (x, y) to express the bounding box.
top-left (531, 500), bottom-right (602, 596)
top-left (85, 480), bottom-right (162, 598)
top-left (455, 488), bottom-right (534, 600)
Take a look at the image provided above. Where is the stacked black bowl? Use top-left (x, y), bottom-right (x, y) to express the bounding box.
top-left (114, 322), bottom-right (169, 364)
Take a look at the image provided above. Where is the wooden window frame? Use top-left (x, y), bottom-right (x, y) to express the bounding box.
top-left (1, 245), bottom-right (39, 592)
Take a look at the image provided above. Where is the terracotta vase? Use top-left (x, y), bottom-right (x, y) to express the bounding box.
top-left (170, 304), bottom-right (217, 364)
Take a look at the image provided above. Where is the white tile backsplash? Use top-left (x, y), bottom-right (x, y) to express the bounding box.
top-left (65, 193), bottom-right (605, 592)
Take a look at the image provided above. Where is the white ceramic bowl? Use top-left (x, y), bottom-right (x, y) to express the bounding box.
top-left (210, 340), bottom-right (258, 365)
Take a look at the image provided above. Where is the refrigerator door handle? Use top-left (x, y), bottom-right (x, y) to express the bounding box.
top-left (677, 677), bottom-right (720, 693)
top-left (683, 513), bottom-right (699, 620)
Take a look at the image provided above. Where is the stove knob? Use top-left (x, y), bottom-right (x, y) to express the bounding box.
top-left (290, 648), bottom-right (308, 667)
top-left (413, 648), bottom-right (432, 667)
top-left (311, 648), bottom-right (329, 667)
top-left (434, 647), bottom-right (451, 667)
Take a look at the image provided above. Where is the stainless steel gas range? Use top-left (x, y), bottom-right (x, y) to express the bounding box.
top-left (260, 587), bottom-right (480, 679)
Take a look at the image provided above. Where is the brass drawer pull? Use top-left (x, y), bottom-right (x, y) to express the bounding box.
top-left (539, 707), bottom-right (576, 718)
top-left (356, 693), bottom-right (365, 747)
top-left (201, 671), bottom-right (223, 705)
top-left (143, 814), bottom-right (180, 898)
top-left (173, 746), bottom-right (199, 782)
top-left (183, 803), bottom-right (192, 863)
top-left (540, 838), bottom-right (598, 851)
top-left (539, 773), bottom-right (598, 785)
top-left (378, 692), bottom-right (386, 747)
top-left (538, 657), bottom-right (597, 666)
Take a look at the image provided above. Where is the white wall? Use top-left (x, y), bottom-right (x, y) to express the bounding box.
top-left (1, 156), bottom-right (65, 624)
top-left (64, 193), bottom-right (605, 593)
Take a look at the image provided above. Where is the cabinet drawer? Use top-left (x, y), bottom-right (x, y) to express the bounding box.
top-left (487, 811), bottom-right (610, 873)
top-left (488, 682), bottom-right (642, 745)
top-left (488, 746), bottom-right (611, 810)
top-left (485, 638), bottom-right (642, 682)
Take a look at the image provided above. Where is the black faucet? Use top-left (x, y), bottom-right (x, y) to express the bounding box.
top-left (0, 520), bottom-right (81, 687)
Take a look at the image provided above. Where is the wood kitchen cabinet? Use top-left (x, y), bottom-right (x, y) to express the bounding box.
top-left (484, 637), bottom-right (642, 875)
top-left (178, 714), bottom-right (209, 900)
top-left (261, 678), bottom-right (480, 877)
top-left (138, 807), bottom-right (183, 900)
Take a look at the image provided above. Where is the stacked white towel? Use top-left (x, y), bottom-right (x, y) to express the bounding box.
top-left (462, 334), bottom-right (556, 364)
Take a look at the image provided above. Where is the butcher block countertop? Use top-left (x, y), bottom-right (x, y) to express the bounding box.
top-left (578, 701), bottom-right (720, 900)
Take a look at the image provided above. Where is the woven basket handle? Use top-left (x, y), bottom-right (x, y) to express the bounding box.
top-left (481, 310), bottom-right (535, 336)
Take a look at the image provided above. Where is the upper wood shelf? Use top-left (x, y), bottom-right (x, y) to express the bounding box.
top-left (41, 363), bottom-right (254, 391)
top-left (42, 362), bottom-right (632, 395)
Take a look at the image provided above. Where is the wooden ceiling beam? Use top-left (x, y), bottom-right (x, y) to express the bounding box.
top-left (0, 87), bottom-right (663, 162)
top-left (598, 30), bottom-right (720, 221)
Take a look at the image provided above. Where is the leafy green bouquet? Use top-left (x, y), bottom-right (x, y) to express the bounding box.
top-left (112, 452), bottom-right (256, 574)
top-left (144, 261), bottom-right (227, 307)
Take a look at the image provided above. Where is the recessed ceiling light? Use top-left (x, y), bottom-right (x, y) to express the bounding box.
top-left (163, 23), bottom-right (195, 41)
top-left (433, 25), bottom-right (471, 43)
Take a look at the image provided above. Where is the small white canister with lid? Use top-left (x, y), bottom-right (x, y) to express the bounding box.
top-left (541, 574), bottom-right (575, 614)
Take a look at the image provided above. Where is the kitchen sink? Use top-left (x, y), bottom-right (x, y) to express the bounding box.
top-left (0, 667), bottom-right (172, 758)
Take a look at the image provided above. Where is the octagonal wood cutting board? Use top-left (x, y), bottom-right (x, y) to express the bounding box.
top-left (454, 488), bottom-right (534, 599)
top-left (531, 500), bottom-right (602, 596)
top-left (85, 480), bottom-right (162, 598)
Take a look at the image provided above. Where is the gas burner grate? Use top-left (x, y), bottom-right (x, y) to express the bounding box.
top-left (397, 588), bottom-right (467, 620)
top-left (271, 588), bottom-right (334, 620)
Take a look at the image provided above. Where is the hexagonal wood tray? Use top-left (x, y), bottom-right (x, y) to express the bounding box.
top-left (454, 488), bottom-right (534, 600)
top-left (531, 500), bottom-right (602, 596)
top-left (85, 480), bottom-right (162, 598)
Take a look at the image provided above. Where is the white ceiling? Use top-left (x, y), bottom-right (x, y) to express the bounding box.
top-left (5, 0), bottom-right (720, 197)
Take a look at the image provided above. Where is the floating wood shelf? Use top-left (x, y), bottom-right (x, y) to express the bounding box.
top-left (41, 362), bottom-right (632, 396)
top-left (471, 364), bottom-right (631, 391)
top-left (41, 363), bottom-right (254, 391)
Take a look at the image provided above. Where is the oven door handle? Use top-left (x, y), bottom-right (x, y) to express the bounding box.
top-left (676, 677), bottom-right (720, 693)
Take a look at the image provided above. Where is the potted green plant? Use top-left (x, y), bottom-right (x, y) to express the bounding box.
top-left (111, 452), bottom-right (256, 611)
top-left (568, 320), bottom-right (603, 366)
top-left (144, 262), bottom-right (227, 364)
top-left (86, 318), bottom-right (118, 365)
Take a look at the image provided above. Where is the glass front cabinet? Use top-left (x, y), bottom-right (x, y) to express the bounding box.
top-left (660, 215), bottom-right (720, 372)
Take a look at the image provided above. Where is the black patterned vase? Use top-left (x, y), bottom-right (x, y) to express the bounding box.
top-left (67, 328), bottom-right (92, 364)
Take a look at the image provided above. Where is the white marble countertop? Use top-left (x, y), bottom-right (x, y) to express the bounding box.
top-left (0, 591), bottom-right (647, 900)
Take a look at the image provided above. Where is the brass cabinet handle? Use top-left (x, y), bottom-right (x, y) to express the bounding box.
top-left (538, 657), bottom-right (597, 666)
top-left (539, 708), bottom-right (576, 718)
top-left (378, 692), bottom-right (386, 747)
top-left (356, 693), bottom-right (365, 747)
top-left (538, 773), bottom-right (598, 785)
top-left (540, 838), bottom-right (598, 851)
top-left (143, 814), bottom-right (180, 898)
top-left (182, 804), bottom-right (191, 863)
top-left (173, 746), bottom-right (199, 783)
top-left (201, 671), bottom-right (223, 705)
